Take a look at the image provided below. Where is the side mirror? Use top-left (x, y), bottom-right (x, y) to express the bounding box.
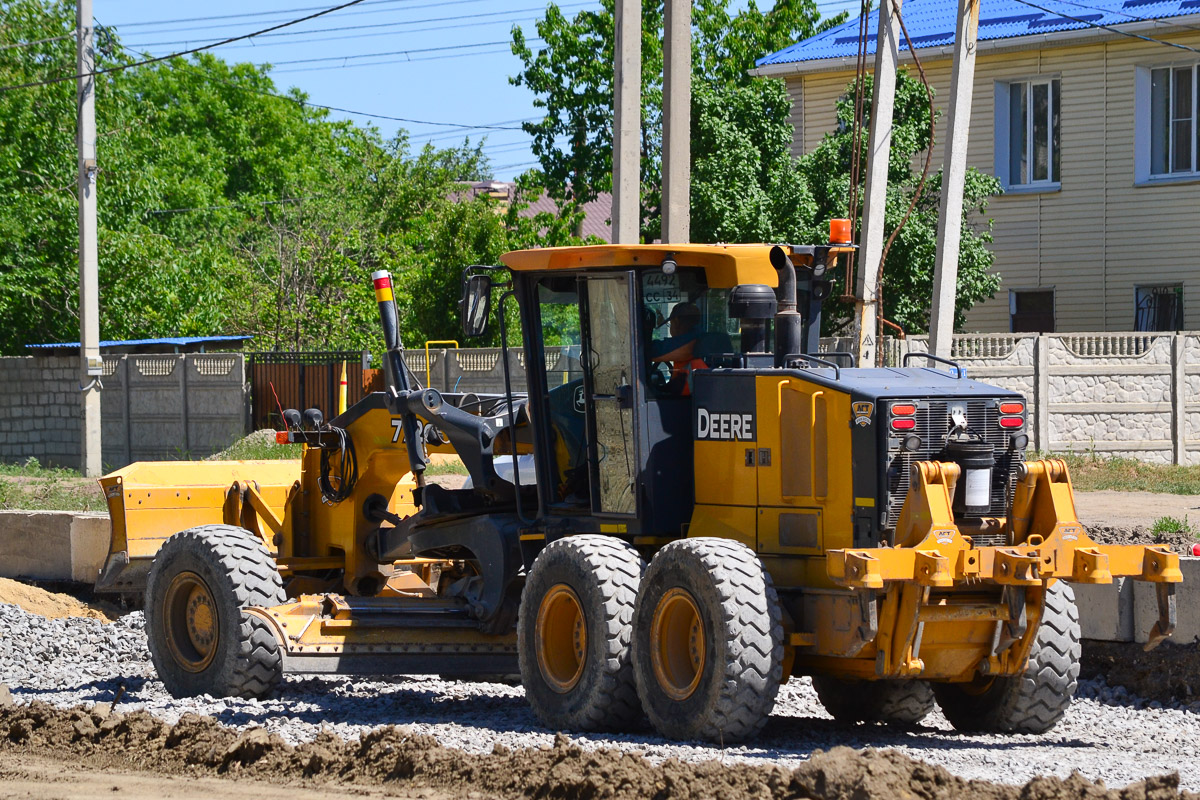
top-left (461, 274), bottom-right (493, 338)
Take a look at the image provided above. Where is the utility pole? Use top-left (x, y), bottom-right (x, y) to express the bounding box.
top-left (611, 0), bottom-right (642, 244)
top-left (929, 0), bottom-right (980, 357)
top-left (854, 0), bottom-right (902, 368)
top-left (77, 0), bottom-right (102, 477)
top-left (660, 0), bottom-right (690, 243)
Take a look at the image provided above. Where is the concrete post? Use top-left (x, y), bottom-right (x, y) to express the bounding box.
top-left (1172, 332), bottom-right (1185, 465)
top-left (929, 0), bottom-right (980, 358)
top-left (661, 0), bottom-right (691, 244)
top-left (77, 0), bottom-right (102, 477)
top-left (612, 0), bottom-right (642, 244)
top-left (854, 0), bottom-right (902, 368)
top-left (1035, 334), bottom-right (1050, 453)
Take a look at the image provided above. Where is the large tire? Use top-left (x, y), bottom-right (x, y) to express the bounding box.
top-left (812, 676), bottom-right (935, 726)
top-left (934, 581), bottom-right (1081, 733)
top-left (632, 538), bottom-right (783, 743)
top-left (518, 535), bottom-right (644, 731)
top-left (145, 525), bottom-right (286, 699)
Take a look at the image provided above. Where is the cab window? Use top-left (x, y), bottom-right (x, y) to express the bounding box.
top-left (641, 268), bottom-right (737, 395)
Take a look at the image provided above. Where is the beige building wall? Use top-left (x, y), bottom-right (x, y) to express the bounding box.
top-left (782, 29), bottom-right (1200, 333)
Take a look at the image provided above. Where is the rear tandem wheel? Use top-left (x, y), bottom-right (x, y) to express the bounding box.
top-left (934, 580), bottom-right (1081, 734)
top-left (631, 538), bottom-right (784, 743)
top-left (145, 524), bottom-right (286, 699)
top-left (518, 535), bottom-right (645, 731)
top-left (811, 676), bottom-right (935, 727)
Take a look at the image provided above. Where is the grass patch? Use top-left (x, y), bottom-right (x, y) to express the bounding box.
top-left (209, 430), bottom-right (302, 461)
top-left (0, 458), bottom-right (105, 512)
top-left (1151, 515), bottom-right (1196, 536)
top-left (1050, 452), bottom-right (1200, 494)
top-left (425, 459), bottom-right (468, 477)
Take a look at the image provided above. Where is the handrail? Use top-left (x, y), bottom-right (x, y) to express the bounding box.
top-left (784, 353), bottom-right (841, 381)
top-left (903, 351), bottom-right (965, 379)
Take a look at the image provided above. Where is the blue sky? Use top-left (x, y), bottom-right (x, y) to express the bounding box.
top-left (99, 0), bottom-right (858, 180)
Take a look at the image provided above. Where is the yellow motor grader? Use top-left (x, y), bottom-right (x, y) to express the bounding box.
top-left (97, 235), bottom-right (1180, 742)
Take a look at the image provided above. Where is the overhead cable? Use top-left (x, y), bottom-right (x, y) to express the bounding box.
top-left (0, 0), bottom-right (370, 93)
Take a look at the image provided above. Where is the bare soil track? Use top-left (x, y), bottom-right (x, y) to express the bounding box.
top-left (0, 701), bottom-right (1191, 800)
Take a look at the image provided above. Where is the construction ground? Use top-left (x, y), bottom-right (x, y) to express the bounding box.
top-left (0, 486), bottom-right (1197, 799)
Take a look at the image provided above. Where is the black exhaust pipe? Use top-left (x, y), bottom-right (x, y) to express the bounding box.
top-left (769, 246), bottom-right (803, 368)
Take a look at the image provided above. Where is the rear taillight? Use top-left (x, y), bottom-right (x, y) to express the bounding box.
top-left (891, 403), bottom-right (916, 416)
top-left (891, 418), bottom-right (916, 431)
top-left (999, 401), bottom-right (1024, 415)
top-left (999, 416), bottom-right (1023, 429)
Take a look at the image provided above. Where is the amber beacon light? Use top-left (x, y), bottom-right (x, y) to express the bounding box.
top-left (829, 218), bottom-right (852, 245)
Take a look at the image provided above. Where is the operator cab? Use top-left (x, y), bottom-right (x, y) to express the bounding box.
top-left (461, 243), bottom-right (842, 542)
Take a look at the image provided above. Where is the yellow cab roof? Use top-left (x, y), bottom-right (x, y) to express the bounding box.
top-left (500, 244), bottom-right (780, 289)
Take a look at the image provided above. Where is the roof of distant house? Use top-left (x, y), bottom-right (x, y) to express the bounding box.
top-left (756, 0), bottom-right (1200, 71)
top-left (26, 335), bottom-right (254, 354)
top-left (463, 180), bottom-right (613, 242)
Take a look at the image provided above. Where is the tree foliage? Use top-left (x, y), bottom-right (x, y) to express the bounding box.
top-left (0, 0), bottom-right (583, 355)
top-left (512, 2), bottom-right (1002, 333)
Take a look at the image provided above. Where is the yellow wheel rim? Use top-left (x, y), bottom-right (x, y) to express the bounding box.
top-left (163, 572), bottom-right (219, 673)
top-left (651, 587), bottom-right (706, 701)
top-left (535, 584), bottom-right (587, 693)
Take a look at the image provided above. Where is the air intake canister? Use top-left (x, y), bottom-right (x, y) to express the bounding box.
top-left (944, 438), bottom-right (995, 517)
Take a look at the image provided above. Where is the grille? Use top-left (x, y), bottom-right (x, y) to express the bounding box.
top-left (884, 398), bottom-right (1024, 531)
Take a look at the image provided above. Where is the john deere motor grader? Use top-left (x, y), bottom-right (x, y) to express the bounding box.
top-left (98, 236), bottom-right (1181, 742)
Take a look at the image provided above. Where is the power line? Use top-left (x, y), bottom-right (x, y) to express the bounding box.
top-left (267, 45), bottom-right (527, 74)
top-left (0, 0), bottom-right (371, 93)
top-left (1008, 0), bottom-right (1200, 56)
top-left (107, 0), bottom-right (443, 30)
top-left (124, 3), bottom-right (591, 49)
top-left (0, 32), bottom-right (75, 51)
top-left (1031, 0), bottom-right (1200, 36)
top-left (259, 39), bottom-right (518, 67)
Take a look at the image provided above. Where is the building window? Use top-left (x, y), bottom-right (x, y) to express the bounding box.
top-left (1010, 290), bottom-right (1055, 333)
top-left (996, 78), bottom-right (1061, 188)
top-left (1135, 285), bottom-right (1183, 331)
top-left (1151, 65), bottom-right (1198, 176)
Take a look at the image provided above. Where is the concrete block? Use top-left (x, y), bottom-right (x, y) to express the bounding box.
top-left (0, 510), bottom-right (111, 583)
top-left (1075, 577), bottom-right (1134, 642)
top-left (1134, 557), bottom-right (1200, 645)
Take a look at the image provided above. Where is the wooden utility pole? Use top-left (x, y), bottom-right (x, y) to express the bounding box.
top-left (661, 0), bottom-right (690, 243)
top-left (930, 0), bottom-right (980, 357)
top-left (611, 0), bottom-right (642, 244)
top-left (77, 0), bottom-right (102, 477)
top-left (854, 0), bottom-right (902, 368)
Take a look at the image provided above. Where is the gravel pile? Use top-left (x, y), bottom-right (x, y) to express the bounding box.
top-left (2, 600), bottom-right (1198, 791)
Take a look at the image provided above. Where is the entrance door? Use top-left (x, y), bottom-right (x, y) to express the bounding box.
top-left (583, 275), bottom-right (637, 515)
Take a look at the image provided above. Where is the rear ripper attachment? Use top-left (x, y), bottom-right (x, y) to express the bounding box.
top-left (822, 457), bottom-right (1181, 689)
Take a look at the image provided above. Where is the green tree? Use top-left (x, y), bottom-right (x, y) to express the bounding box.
top-left (510, 0), bottom-right (839, 238)
top-left (797, 70), bottom-right (1002, 334)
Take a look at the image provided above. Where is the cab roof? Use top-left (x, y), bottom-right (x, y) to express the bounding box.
top-left (499, 244), bottom-right (852, 289)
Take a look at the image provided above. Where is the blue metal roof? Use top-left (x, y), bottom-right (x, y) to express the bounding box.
top-left (757, 0), bottom-right (1200, 68)
top-left (26, 335), bottom-right (254, 350)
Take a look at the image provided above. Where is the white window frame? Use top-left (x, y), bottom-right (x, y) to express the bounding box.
top-left (1135, 62), bottom-right (1200, 185)
top-left (994, 77), bottom-right (1061, 192)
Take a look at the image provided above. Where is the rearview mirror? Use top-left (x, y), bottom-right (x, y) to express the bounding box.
top-left (461, 274), bottom-right (492, 338)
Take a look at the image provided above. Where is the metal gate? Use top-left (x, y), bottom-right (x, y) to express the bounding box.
top-left (248, 351), bottom-right (372, 431)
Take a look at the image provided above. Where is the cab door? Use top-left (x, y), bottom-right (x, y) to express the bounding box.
top-left (581, 274), bottom-right (638, 516)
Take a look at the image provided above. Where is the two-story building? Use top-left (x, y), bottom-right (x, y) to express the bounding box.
top-left (754, 0), bottom-right (1200, 333)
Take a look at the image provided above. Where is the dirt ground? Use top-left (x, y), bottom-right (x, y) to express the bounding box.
top-left (0, 578), bottom-right (116, 622)
top-left (0, 752), bottom-right (449, 800)
top-left (0, 701), bottom-right (1190, 800)
top-left (1076, 490), bottom-right (1200, 532)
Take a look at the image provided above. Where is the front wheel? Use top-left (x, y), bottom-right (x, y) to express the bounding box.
top-left (632, 538), bottom-right (783, 743)
top-left (145, 525), bottom-right (285, 699)
top-left (934, 581), bottom-right (1081, 734)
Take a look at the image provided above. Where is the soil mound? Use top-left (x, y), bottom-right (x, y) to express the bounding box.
top-left (1086, 524), bottom-right (1196, 556)
top-left (0, 699), bottom-right (1190, 799)
top-left (0, 578), bottom-right (114, 622)
top-left (1084, 639), bottom-right (1200, 706)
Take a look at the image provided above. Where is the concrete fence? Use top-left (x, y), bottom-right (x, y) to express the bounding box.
top-left (0, 354), bottom-right (248, 471)
top-left (903, 332), bottom-right (1200, 465)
